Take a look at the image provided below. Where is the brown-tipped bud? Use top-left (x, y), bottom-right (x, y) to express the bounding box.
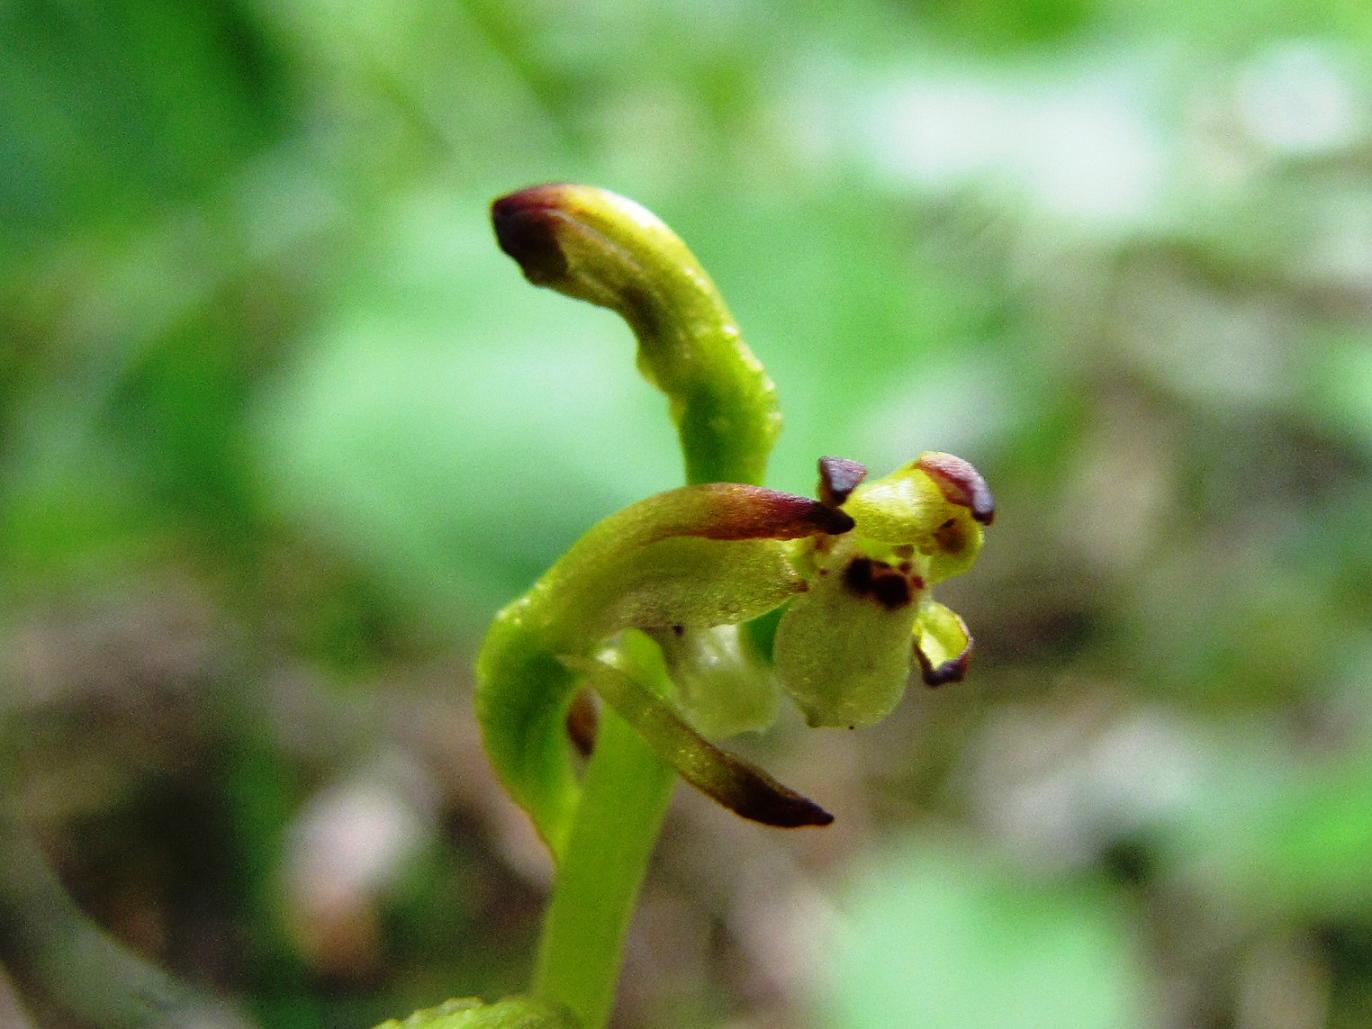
top-left (817, 456), bottom-right (869, 507)
top-left (489, 183), bottom-right (782, 487)
top-left (915, 452), bottom-right (996, 525)
top-left (491, 185), bottom-right (574, 286)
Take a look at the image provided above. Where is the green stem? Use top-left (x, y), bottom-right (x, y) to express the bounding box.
top-left (532, 707), bottom-right (675, 1029)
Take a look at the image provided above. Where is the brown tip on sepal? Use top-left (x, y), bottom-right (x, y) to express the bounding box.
top-left (813, 502), bottom-right (856, 536)
top-left (817, 456), bottom-right (868, 507)
top-left (712, 758), bottom-right (835, 827)
top-left (915, 453), bottom-right (996, 525)
top-left (491, 185), bottom-right (573, 286)
top-left (734, 785), bottom-right (835, 828)
top-left (567, 653), bottom-right (835, 830)
top-left (672, 484), bottom-right (853, 541)
top-left (665, 714), bottom-right (835, 827)
top-left (914, 632), bottom-right (973, 687)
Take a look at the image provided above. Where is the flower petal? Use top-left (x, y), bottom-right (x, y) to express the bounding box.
top-left (915, 451), bottom-right (995, 525)
top-left (912, 601), bottom-right (974, 687)
top-left (774, 538), bottom-right (922, 727)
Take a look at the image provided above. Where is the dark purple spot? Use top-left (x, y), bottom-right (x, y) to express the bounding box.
top-left (870, 572), bottom-right (912, 609)
top-left (843, 556), bottom-right (874, 593)
top-left (843, 555), bottom-right (916, 610)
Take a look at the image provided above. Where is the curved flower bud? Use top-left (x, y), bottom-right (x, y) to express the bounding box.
top-left (492, 184), bottom-right (780, 487)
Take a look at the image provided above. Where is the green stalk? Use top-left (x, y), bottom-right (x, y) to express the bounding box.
top-left (531, 708), bottom-right (675, 1029)
top-left (492, 184), bottom-right (784, 1027)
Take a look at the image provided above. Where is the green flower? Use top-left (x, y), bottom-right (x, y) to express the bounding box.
top-left (774, 452), bottom-right (993, 728)
top-left (479, 184), bottom-right (993, 850)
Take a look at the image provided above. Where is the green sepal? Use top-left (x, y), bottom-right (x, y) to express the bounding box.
top-left (544, 535), bottom-right (804, 646)
top-left (475, 609), bottom-right (584, 855)
top-left (564, 641), bottom-right (831, 828)
top-left (373, 996), bottom-right (578, 1029)
top-left (529, 483), bottom-right (846, 648)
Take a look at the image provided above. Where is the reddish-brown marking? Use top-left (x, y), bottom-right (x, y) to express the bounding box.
top-left (934, 518), bottom-right (971, 555)
top-left (491, 185), bottom-right (590, 286)
top-left (842, 555), bottom-right (918, 610)
top-left (651, 484), bottom-right (854, 542)
top-left (916, 453), bottom-right (995, 525)
top-left (566, 688), bottom-right (599, 757)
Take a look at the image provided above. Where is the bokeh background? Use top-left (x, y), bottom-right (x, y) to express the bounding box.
top-left (4, 1), bottom-right (1372, 1026)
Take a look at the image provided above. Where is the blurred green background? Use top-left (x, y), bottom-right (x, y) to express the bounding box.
top-left (4, 1), bottom-right (1372, 1026)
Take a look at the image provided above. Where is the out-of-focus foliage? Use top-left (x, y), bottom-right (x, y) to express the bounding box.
top-left (824, 838), bottom-right (1145, 1028)
top-left (3, 0), bottom-right (1372, 1026)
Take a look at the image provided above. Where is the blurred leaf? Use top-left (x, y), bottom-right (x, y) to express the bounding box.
top-left (820, 836), bottom-right (1147, 1029)
top-left (1172, 745), bottom-right (1372, 921)
top-left (1305, 332), bottom-right (1372, 455)
top-left (0, 0), bottom-right (282, 244)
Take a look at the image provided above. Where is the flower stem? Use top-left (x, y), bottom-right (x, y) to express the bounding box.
top-left (531, 706), bottom-right (676, 1029)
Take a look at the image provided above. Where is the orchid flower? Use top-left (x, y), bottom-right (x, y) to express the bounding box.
top-left (476, 184), bottom-right (993, 857)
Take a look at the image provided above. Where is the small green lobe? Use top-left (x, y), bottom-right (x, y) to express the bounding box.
top-left (374, 996), bottom-right (578, 1029)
